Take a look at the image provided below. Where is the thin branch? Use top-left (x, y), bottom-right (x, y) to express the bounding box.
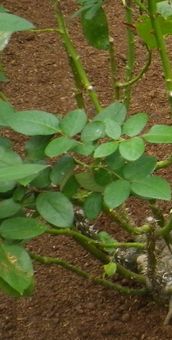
top-left (147, 0), bottom-right (172, 111)
top-left (0, 92), bottom-right (7, 101)
top-left (108, 37), bottom-right (120, 100)
top-left (156, 156), bottom-right (172, 170)
top-left (117, 48), bottom-right (152, 89)
top-left (51, 1), bottom-right (101, 112)
top-left (31, 28), bottom-right (59, 33)
top-left (116, 263), bottom-right (146, 284)
top-left (46, 228), bottom-right (145, 250)
top-left (123, 0), bottom-right (135, 109)
top-left (46, 227), bottom-right (146, 285)
top-left (149, 201), bottom-right (165, 228)
top-left (158, 213), bottom-right (172, 238)
top-left (30, 251), bottom-right (147, 295)
top-left (106, 208), bottom-right (150, 235)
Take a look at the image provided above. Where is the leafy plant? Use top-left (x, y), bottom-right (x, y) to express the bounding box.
top-left (1, 0), bottom-right (172, 325)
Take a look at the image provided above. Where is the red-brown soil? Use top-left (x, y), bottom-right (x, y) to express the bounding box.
top-left (1, 1), bottom-right (172, 339)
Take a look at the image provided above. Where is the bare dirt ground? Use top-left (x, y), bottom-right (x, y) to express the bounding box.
top-left (0, 1), bottom-right (172, 339)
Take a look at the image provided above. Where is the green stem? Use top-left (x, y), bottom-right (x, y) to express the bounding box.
top-left (47, 228), bottom-right (146, 284)
top-left (47, 228), bottom-right (146, 283)
top-left (100, 241), bottom-right (145, 249)
top-left (31, 28), bottom-right (58, 33)
top-left (47, 228), bottom-right (145, 250)
top-left (30, 252), bottom-right (147, 295)
top-left (52, 1), bottom-right (101, 112)
top-left (73, 156), bottom-right (90, 168)
top-left (106, 208), bottom-right (150, 235)
top-left (149, 201), bottom-right (165, 228)
top-left (117, 263), bottom-right (146, 284)
top-left (159, 213), bottom-right (172, 237)
top-left (124, 0), bottom-right (135, 109)
top-left (147, 0), bottom-right (172, 110)
top-left (47, 228), bottom-right (110, 263)
top-left (108, 37), bottom-right (120, 100)
top-left (146, 226), bottom-right (157, 292)
top-left (69, 56), bottom-right (85, 109)
top-left (156, 156), bottom-right (172, 170)
top-left (0, 92), bottom-right (7, 101)
top-left (74, 234), bottom-right (110, 263)
top-left (132, 0), bottom-right (148, 13)
top-left (117, 48), bottom-right (151, 89)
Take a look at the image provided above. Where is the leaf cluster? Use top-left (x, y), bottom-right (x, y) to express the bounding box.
top-left (0, 0), bottom-right (172, 302)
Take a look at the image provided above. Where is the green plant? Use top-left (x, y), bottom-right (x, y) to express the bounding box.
top-left (1, 0), bottom-right (172, 324)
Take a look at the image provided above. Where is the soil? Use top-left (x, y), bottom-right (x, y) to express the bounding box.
top-left (0, 0), bottom-right (172, 339)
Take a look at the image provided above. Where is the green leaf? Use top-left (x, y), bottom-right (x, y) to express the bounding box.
top-left (119, 137), bottom-right (145, 161)
top-left (0, 217), bottom-right (47, 240)
top-left (6, 110), bottom-right (60, 136)
top-left (0, 137), bottom-right (12, 149)
top-left (50, 155), bottom-right (75, 186)
top-left (94, 102), bottom-right (127, 125)
top-left (0, 13), bottom-right (34, 32)
top-left (0, 198), bottom-right (21, 219)
top-left (0, 181), bottom-right (15, 193)
top-left (94, 141), bottom-right (118, 158)
top-left (0, 147), bottom-right (22, 190)
top-left (105, 149), bottom-right (125, 170)
top-left (0, 6), bottom-right (9, 13)
top-left (22, 193), bottom-right (36, 210)
top-left (94, 168), bottom-right (112, 186)
top-left (0, 146), bottom-right (22, 167)
top-left (13, 186), bottom-right (27, 202)
top-left (0, 70), bottom-right (8, 82)
top-left (18, 174), bottom-right (41, 187)
top-left (97, 231), bottom-right (116, 253)
top-left (36, 192), bottom-right (74, 228)
top-left (122, 112), bottom-right (148, 137)
top-left (75, 171), bottom-right (104, 192)
top-left (0, 277), bottom-right (24, 297)
top-left (84, 192), bottom-right (102, 219)
top-left (136, 16), bottom-right (157, 48)
top-left (25, 136), bottom-right (51, 161)
top-left (104, 119), bottom-right (121, 139)
top-left (0, 243), bottom-right (33, 294)
top-left (81, 121), bottom-right (105, 142)
top-left (62, 175), bottom-right (79, 198)
top-left (0, 164), bottom-right (47, 182)
top-left (104, 180), bottom-right (130, 208)
top-left (45, 136), bottom-right (77, 157)
top-left (122, 154), bottom-right (157, 180)
top-left (157, 1), bottom-right (172, 18)
top-left (81, 7), bottom-right (110, 50)
top-left (131, 176), bottom-right (171, 200)
top-left (75, 0), bottom-right (103, 19)
top-left (73, 142), bottom-right (95, 156)
top-left (103, 262), bottom-right (117, 277)
top-left (0, 100), bottom-right (14, 126)
top-left (30, 167), bottom-right (51, 189)
top-left (143, 125), bottom-right (172, 143)
top-left (136, 15), bottom-right (172, 49)
top-left (60, 109), bottom-right (87, 137)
